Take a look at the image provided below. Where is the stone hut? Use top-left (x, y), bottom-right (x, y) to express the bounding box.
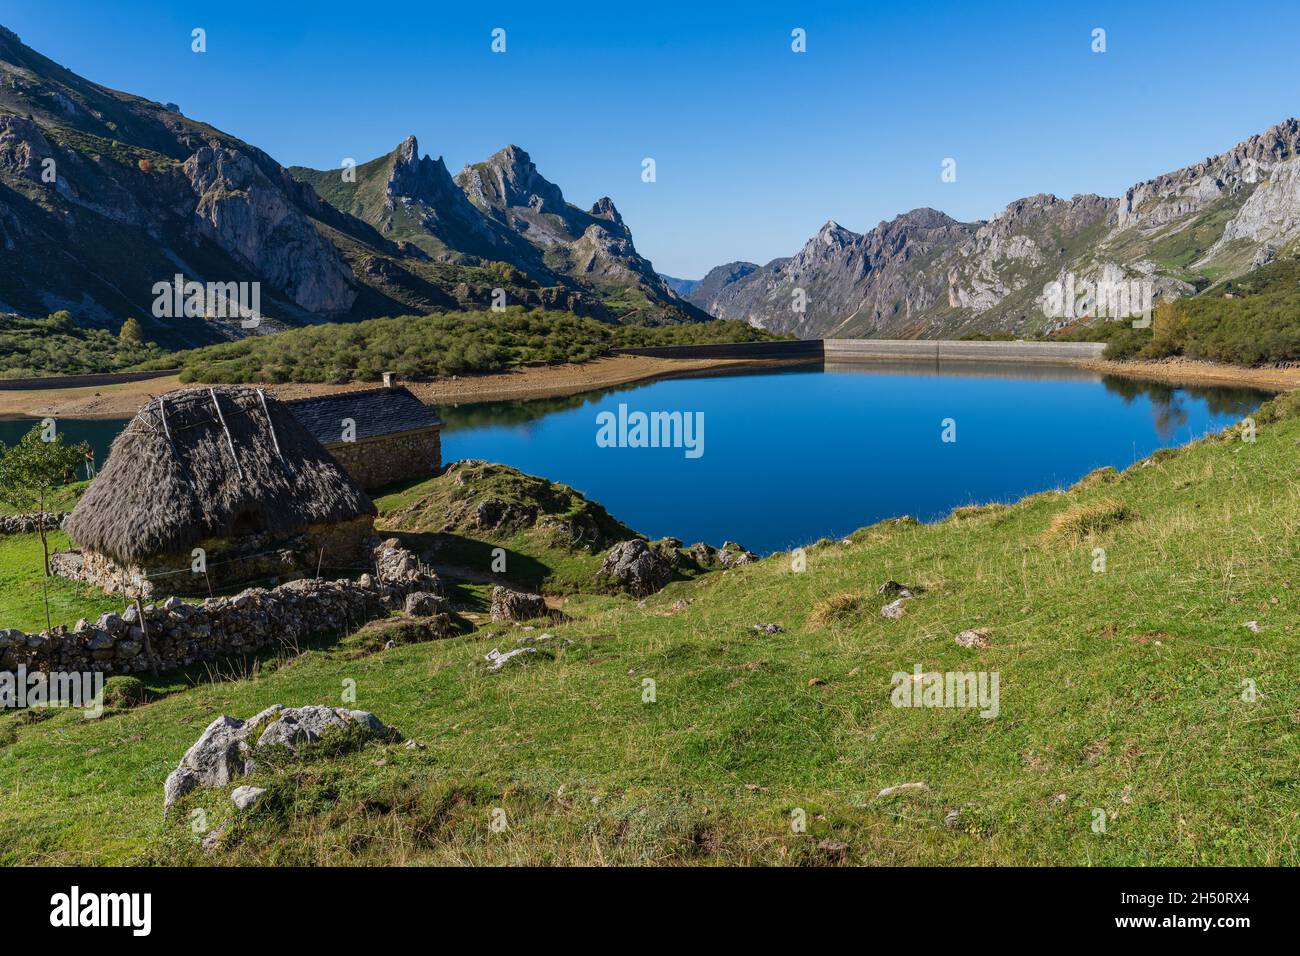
top-left (286, 381), bottom-right (443, 491)
top-left (57, 386), bottom-right (377, 598)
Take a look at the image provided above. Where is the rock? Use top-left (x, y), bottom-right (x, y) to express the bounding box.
top-left (162, 715), bottom-right (250, 814)
top-left (599, 539), bottom-right (673, 597)
top-left (257, 704), bottom-right (348, 753)
top-left (880, 599), bottom-right (907, 620)
top-left (878, 782), bottom-right (929, 798)
top-left (199, 821), bottom-right (230, 854)
top-left (717, 541), bottom-right (758, 567)
top-left (877, 580), bottom-right (917, 598)
top-left (955, 627), bottom-right (992, 649)
top-left (404, 591), bottom-right (444, 616)
top-left (231, 785), bottom-right (266, 810)
top-left (484, 646), bottom-right (543, 672)
top-left (164, 706), bottom-right (396, 811)
top-left (490, 586), bottom-right (549, 622)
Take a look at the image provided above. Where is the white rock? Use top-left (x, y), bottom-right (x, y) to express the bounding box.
top-left (231, 785), bottom-right (267, 810)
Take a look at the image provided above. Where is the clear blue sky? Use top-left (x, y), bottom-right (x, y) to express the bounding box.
top-left (6, 1), bottom-right (1300, 277)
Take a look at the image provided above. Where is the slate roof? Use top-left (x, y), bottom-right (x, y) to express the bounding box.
top-left (285, 386), bottom-right (442, 446)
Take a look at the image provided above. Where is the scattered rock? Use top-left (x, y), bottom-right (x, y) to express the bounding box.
top-left (955, 627), bottom-right (992, 649)
top-left (880, 599), bottom-right (907, 620)
top-left (670, 599), bottom-right (690, 612)
top-left (490, 586), bottom-right (549, 622)
top-left (598, 539), bottom-right (673, 597)
top-left (404, 591), bottom-right (444, 616)
top-left (878, 782), bottom-right (929, 798)
top-left (231, 785), bottom-right (266, 810)
top-left (163, 705), bottom-right (397, 812)
top-left (877, 580), bottom-right (917, 598)
top-left (752, 623), bottom-right (783, 635)
top-left (485, 646), bottom-right (544, 672)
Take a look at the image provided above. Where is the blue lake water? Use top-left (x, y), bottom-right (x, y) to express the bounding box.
top-left (437, 362), bottom-right (1268, 554)
top-left (0, 362), bottom-right (1269, 554)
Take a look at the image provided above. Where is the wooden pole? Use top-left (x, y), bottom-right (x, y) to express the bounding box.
top-left (209, 388), bottom-right (243, 479)
top-left (135, 598), bottom-right (159, 676)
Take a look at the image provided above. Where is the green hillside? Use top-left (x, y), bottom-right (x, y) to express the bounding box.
top-left (1, 390), bottom-right (1296, 865)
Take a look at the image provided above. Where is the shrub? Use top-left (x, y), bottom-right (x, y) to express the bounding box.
top-left (1041, 498), bottom-right (1134, 544)
top-left (102, 675), bottom-right (148, 709)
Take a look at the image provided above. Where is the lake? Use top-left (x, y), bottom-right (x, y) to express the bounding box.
top-left (0, 362), bottom-right (1269, 554)
top-left (437, 362), bottom-right (1268, 553)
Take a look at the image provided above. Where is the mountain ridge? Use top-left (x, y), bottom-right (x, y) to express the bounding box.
top-left (686, 117), bottom-right (1300, 338)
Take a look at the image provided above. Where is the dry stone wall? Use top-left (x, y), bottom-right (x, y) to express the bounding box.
top-left (0, 512), bottom-right (68, 535)
top-left (1, 538), bottom-right (439, 678)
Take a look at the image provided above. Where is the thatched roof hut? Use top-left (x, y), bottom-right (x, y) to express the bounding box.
top-left (65, 386), bottom-right (376, 566)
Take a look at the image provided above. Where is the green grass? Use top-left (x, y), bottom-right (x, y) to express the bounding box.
top-left (0, 531), bottom-right (123, 632)
top-left (1, 398), bottom-right (1298, 865)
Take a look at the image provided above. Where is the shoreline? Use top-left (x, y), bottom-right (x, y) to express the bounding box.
top-left (1, 351), bottom-right (1294, 421)
top-left (0, 354), bottom-right (810, 420)
top-left (1079, 357), bottom-right (1300, 393)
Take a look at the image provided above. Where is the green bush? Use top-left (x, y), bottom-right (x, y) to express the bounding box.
top-left (172, 308), bottom-right (781, 384)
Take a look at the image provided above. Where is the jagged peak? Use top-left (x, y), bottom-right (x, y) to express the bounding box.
top-left (590, 196), bottom-right (622, 224)
top-left (393, 134), bottom-right (419, 163)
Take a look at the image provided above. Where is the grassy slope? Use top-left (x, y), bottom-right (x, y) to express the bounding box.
top-left (2, 399), bottom-right (1298, 865)
top-left (0, 531), bottom-right (123, 632)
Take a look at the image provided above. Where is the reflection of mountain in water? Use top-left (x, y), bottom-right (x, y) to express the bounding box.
top-left (1099, 376), bottom-right (1269, 441)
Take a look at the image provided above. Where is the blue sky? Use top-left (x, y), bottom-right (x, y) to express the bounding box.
top-left (6, 1), bottom-right (1300, 277)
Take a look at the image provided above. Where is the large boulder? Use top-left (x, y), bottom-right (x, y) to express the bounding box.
top-left (163, 705), bottom-right (397, 813)
top-left (598, 539), bottom-right (673, 597)
top-left (490, 586), bottom-right (549, 622)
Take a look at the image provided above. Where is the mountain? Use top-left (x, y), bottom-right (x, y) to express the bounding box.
top-left (0, 25), bottom-right (700, 348)
top-left (453, 145), bottom-right (707, 322)
top-left (659, 274), bottom-right (699, 297)
top-left (290, 139), bottom-right (705, 325)
top-left (691, 119), bottom-right (1300, 338)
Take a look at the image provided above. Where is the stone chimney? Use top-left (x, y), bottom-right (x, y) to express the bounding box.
top-left (382, 372), bottom-right (395, 389)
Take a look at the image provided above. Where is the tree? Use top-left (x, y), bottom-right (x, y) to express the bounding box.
top-left (119, 317), bottom-right (144, 342)
top-left (0, 425), bottom-right (90, 631)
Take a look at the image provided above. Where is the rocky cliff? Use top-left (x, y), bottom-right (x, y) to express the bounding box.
top-left (0, 25), bottom-right (702, 344)
top-left (690, 118), bottom-right (1300, 338)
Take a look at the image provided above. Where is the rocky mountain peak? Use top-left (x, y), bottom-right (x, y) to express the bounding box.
top-left (589, 196), bottom-right (622, 225)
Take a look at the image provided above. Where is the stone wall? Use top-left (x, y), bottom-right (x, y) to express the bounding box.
top-left (50, 515), bottom-right (376, 599)
top-left (324, 429), bottom-right (441, 491)
top-left (2, 538), bottom-right (439, 677)
top-left (0, 512), bottom-right (69, 535)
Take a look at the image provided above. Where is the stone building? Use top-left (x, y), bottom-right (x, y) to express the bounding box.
top-left (286, 382), bottom-right (443, 491)
top-left (57, 386), bottom-right (377, 598)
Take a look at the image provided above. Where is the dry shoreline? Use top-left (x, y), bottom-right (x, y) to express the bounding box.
top-left (1080, 357), bottom-right (1300, 393)
top-left (1, 352), bottom-right (1294, 421)
top-left (0, 354), bottom-right (811, 420)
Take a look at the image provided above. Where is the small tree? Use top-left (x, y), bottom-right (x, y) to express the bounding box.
top-left (119, 317), bottom-right (144, 342)
top-left (0, 425), bottom-right (90, 631)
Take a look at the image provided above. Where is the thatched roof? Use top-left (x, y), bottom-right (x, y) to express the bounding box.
top-left (287, 386), bottom-right (442, 445)
top-left (65, 386), bottom-right (376, 565)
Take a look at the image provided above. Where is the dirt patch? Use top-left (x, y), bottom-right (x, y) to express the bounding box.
top-left (0, 355), bottom-right (808, 420)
